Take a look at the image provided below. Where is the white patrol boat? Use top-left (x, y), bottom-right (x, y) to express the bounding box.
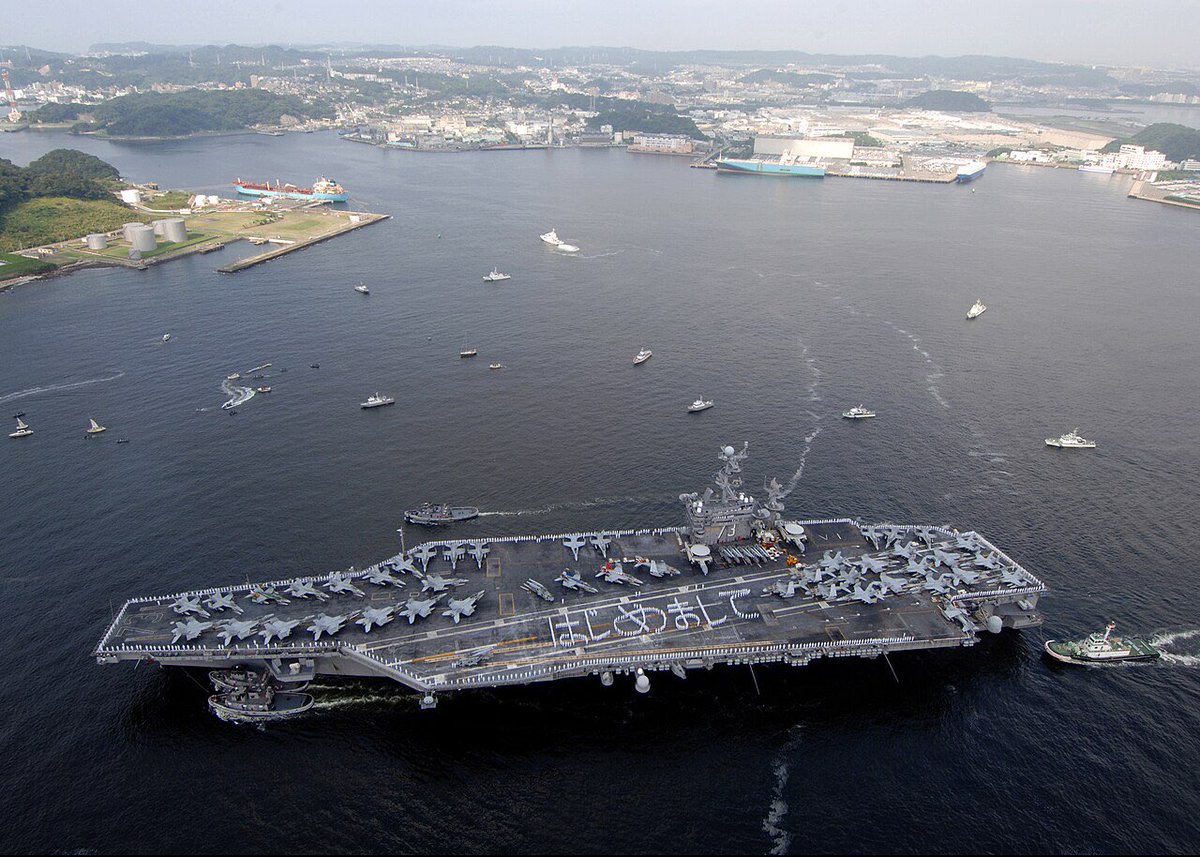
top-left (360, 393), bottom-right (395, 409)
top-left (634, 349), bottom-right (653, 365)
top-left (354, 283), bottom-right (370, 294)
top-left (687, 398), bottom-right (714, 412)
top-left (482, 268), bottom-right (511, 282)
top-left (967, 299), bottom-right (987, 319)
top-left (842, 406), bottom-right (876, 419)
top-left (1046, 429), bottom-right (1095, 448)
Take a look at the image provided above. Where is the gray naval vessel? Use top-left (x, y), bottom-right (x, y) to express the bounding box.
top-left (95, 443), bottom-right (1047, 711)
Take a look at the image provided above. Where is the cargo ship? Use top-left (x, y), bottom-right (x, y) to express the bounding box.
top-left (94, 442), bottom-right (1046, 714)
top-left (716, 150), bottom-right (826, 178)
top-left (233, 177), bottom-right (348, 202)
top-left (955, 161), bottom-right (987, 183)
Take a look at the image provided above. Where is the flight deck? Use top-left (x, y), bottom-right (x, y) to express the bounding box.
top-left (95, 444), bottom-right (1047, 704)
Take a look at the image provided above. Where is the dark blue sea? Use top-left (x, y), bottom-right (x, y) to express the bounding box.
top-left (1, 131), bottom-right (1198, 854)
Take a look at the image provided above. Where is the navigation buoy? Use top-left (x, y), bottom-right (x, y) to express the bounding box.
top-left (635, 668), bottom-right (650, 694)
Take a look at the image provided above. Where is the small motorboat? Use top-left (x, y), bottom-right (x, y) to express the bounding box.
top-left (460, 348), bottom-right (478, 358)
top-left (162, 333), bottom-right (172, 342)
top-left (309, 363), bottom-right (320, 369)
top-left (9, 418), bottom-right (32, 438)
top-left (634, 348), bottom-right (653, 365)
top-left (489, 363), bottom-right (504, 370)
top-left (226, 373), bottom-right (241, 381)
top-left (86, 418), bottom-right (107, 435)
top-left (116, 438), bottom-right (130, 444)
top-left (354, 283), bottom-right (370, 295)
top-left (256, 386), bottom-right (272, 394)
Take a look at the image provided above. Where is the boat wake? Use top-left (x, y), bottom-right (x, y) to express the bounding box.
top-left (220, 379), bottom-right (256, 410)
top-left (0, 370), bottom-right (126, 404)
top-left (779, 426), bottom-right (822, 500)
top-left (762, 727), bottom-right (802, 856)
top-left (1151, 629), bottom-right (1200, 666)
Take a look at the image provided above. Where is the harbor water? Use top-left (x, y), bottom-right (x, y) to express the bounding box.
top-left (1, 131), bottom-right (1198, 853)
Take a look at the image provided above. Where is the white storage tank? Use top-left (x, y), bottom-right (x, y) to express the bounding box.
top-left (150, 219), bottom-right (169, 236)
top-left (162, 218), bottom-right (187, 243)
top-left (127, 224), bottom-right (157, 253)
top-left (122, 222), bottom-right (143, 242)
top-left (85, 233), bottom-right (108, 250)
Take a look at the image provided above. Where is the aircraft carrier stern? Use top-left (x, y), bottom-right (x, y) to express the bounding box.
top-left (95, 444), bottom-right (1047, 705)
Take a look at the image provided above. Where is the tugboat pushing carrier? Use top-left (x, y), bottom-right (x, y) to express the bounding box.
top-left (95, 443), bottom-right (1047, 716)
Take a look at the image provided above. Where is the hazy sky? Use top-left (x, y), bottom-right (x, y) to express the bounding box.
top-left (8, 0), bottom-right (1199, 69)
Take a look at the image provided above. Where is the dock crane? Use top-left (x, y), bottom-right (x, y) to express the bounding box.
top-left (2, 70), bottom-right (20, 123)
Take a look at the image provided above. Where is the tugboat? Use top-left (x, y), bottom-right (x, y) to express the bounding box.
top-left (1044, 622), bottom-right (1160, 665)
top-left (404, 503), bottom-right (480, 526)
top-left (1046, 428), bottom-right (1095, 449)
top-left (967, 299), bottom-right (987, 319)
top-left (842, 406), bottom-right (876, 419)
top-left (634, 348), bottom-right (653, 365)
top-left (208, 684), bottom-right (314, 723)
top-left (687, 398), bottom-right (714, 413)
top-left (360, 393), bottom-right (395, 409)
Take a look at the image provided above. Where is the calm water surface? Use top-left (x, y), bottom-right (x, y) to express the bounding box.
top-left (1, 131), bottom-right (1198, 854)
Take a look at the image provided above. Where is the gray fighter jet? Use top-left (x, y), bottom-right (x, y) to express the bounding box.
top-left (973, 551), bottom-right (1002, 570)
top-left (442, 590), bottom-right (486, 624)
top-left (563, 535), bottom-right (587, 561)
top-left (763, 579), bottom-right (805, 599)
top-left (557, 569), bottom-right (599, 594)
top-left (410, 543), bottom-right (438, 571)
top-left (878, 571), bottom-right (907, 594)
top-left (848, 582), bottom-right (883, 604)
top-left (819, 550), bottom-right (847, 573)
top-left (415, 571), bottom-right (469, 593)
top-left (955, 531), bottom-right (980, 551)
top-left (949, 565), bottom-right (981, 586)
top-left (932, 548), bottom-right (960, 569)
top-left (893, 542), bottom-right (920, 561)
top-left (171, 617), bottom-right (213, 643)
top-left (860, 524), bottom-right (884, 549)
top-left (467, 541), bottom-right (491, 569)
top-left (394, 555), bottom-right (419, 575)
top-left (817, 580), bottom-right (850, 600)
top-left (917, 526), bottom-right (938, 547)
top-left (246, 584), bottom-right (290, 605)
top-left (357, 606), bottom-right (396, 633)
top-left (324, 571), bottom-right (366, 597)
top-left (522, 578), bottom-right (555, 601)
top-left (171, 594), bottom-right (210, 617)
top-left (364, 567), bottom-right (406, 587)
top-left (903, 557), bottom-right (932, 576)
top-left (640, 559), bottom-right (681, 578)
top-left (595, 565), bottom-right (644, 587)
top-left (856, 554), bottom-right (887, 575)
top-left (398, 595), bottom-right (444, 624)
top-left (590, 532), bottom-right (613, 556)
top-left (308, 612), bottom-right (351, 640)
top-left (922, 573), bottom-right (954, 594)
top-left (287, 580), bottom-right (329, 600)
top-left (259, 617), bottom-right (301, 644)
top-left (204, 591), bottom-right (243, 614)
top-left (217, 618), bottom-right (259, 646)
top-left (1000, 568), bottom-right (1028, 587)
top-left (444, 541), bottom-right (466, 570)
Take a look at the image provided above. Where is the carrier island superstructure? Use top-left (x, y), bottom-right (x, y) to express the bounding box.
top-left (95, 444), bottom-right (1046, 705)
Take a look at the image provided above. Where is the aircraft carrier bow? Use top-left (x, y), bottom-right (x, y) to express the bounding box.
top-left (95, 444), bottom-right (1047, 707)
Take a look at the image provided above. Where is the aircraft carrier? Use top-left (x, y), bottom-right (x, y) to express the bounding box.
top-left (95, 444), bottom-right (1047, 707)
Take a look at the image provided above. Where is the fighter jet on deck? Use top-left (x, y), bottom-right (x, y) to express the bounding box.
top-left (324, 571), bottom-right (366, 597)
top-left (522, 578), bottom-right (555, 601)
top-left (204, 591), bottom-right (243, 614)
top-left (410, 543), bottom-right (438, 571)
top-left (308, 612), bottom-right (351, 640)
top-left (819, 551), bottom-right (847, 573)
top-left (246, 584), bottom-right (290, 605)
top-left (170, 594), bottom-right (210, 617)
top-left (217, 618), bottom-right (259, 646)
top-left (595, 564), bottom-right (644, 586)
top-left (922, 573), bottom-right (954, 594)
top-left (171, 617), bottom-right (213, 643)
top-left (259, 617), bottom-right (301, 645)
top-left (932, 548), bottom-right (960, 569)
top-left (394, 555), bottom-right (419, 575)
top-left (442, 590), bottom-right (486, 624)
top-left (892, 542), bottom-right (920, 561)
top-left (590, 532), bottom-right (613, 556)
top-left (287, 580), bottom-right (329, 600)
top-left (444, 541), bottom-right (466, 570)
top-left (557, 569), bottom-right (599, 594)
top-left (856, 554), bottom-right (887, 575)
top-left (949, 565), bottom-right (982, 586)
top-left (415, 571), bottom-right (469, 593)
top-left (917, 527), bottom-right (938, 547)
top-left (467, 541), bottom-right (491, 569)
top-left (1000, 568), bottom-right (1028, 587)
top-left (955, 532), bottom-right (980, 551)
top-left (357, 606), bottom-right (396, 633)
top-left (878, 571), bottom-right (907, 594)
top-left (364, 567), bottom-right (406, 587)
top-left (903, 557), bottom-right (932, 576)
top-left (973, 551), bottom-right (1002, 570)
top-left (453, 645), bottom-right (497, 668)
top-left (563, 535), bottom-right (587, 561)
top-left (763, 579), bottom-right (805, 599)
top-left (398, 595), bottom-right (444, 624)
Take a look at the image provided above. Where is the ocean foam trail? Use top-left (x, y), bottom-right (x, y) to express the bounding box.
top-left (1151, 628), bottom-right (1200, 648)
top-left (0, 371), bottom-right (126, 404)
top-left (762, 759), bottom-right (791, 856)
top-left (479, 495), bottom-right (656, 517)
top-left (220, 379), bottom-right (256, 409)
top-left (1161, 653), bottom-right (1200, 667)
top-left (780, 426), bottom-right (823, 499)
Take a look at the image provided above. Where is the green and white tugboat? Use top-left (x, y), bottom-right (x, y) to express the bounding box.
top-left (1044, 622), bottom-right (1160, 665)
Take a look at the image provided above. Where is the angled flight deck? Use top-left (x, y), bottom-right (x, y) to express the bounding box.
top-left (96, 444), bottom-right (1047, 701)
